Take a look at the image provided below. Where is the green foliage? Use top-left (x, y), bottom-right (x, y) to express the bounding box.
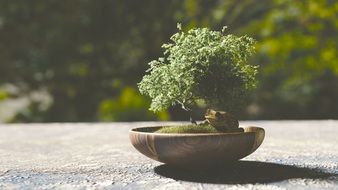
top-left (98, 87), bottom-right (169, 121)
top-left (189, 0), bottom-right (338, 119)
top-left (0, 0), bottom-right (337, 122)
top-left (0, 91), bottom-right (8, 101)
top-left (0, 1), bottom-right (182, 122)
top-left (239, 0), bottom-right (338, 118)
top-left (156, 124), bottom-right (219, 134)
top-left (138, 26), bottom-right (257, 113)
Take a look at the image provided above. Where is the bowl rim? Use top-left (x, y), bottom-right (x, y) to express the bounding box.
top-left (129, 125), bottom-right (263, 137)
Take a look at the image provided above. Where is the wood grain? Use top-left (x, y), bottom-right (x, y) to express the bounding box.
top-left (129, 126), bottom-right (265, 166)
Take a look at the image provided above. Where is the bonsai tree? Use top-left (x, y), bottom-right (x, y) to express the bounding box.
top-left (138, 24), bottom-right (258, 133)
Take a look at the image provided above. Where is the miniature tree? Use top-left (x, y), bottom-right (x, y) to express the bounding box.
top-left (138, 24), bottom-right (258, 128)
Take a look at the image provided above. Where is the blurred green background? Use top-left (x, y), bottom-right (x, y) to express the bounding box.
top-left (0, 0), bottom-right (337, 123)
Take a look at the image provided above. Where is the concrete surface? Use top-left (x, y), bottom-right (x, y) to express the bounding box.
top-left (0, 121), bottom-right (337, 190)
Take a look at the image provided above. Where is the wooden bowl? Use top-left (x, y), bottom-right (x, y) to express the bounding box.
top-left (129, 126), bottom-right (265, 166)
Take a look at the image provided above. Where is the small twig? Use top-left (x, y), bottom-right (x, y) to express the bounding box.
top-left (176, 100), bottom-right (188, 110)
top-left (177, 100), bottom-right (197, 125)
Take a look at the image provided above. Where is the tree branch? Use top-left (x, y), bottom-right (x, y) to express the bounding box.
top-left (177, 100), bottom-right (197, 125)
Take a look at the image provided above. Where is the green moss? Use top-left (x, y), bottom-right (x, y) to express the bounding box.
top-left (155, 124), bottom-right (220, 134)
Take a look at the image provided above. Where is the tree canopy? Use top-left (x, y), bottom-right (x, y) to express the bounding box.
top-left (138, 26), bottom-right (257, 114)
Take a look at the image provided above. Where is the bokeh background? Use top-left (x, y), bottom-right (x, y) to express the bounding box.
top-left (0, 0), bottom-right (337, 123)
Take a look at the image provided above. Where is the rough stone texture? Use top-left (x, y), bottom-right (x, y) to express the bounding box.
top-left (0, 121), bottom-right (337, 190)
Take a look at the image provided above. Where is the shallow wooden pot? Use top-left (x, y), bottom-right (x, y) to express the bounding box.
top-left (129, 126), bottom-right (265, 166)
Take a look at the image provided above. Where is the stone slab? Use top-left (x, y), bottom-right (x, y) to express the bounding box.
top-left (0, 121), bottom-right (337, 189)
